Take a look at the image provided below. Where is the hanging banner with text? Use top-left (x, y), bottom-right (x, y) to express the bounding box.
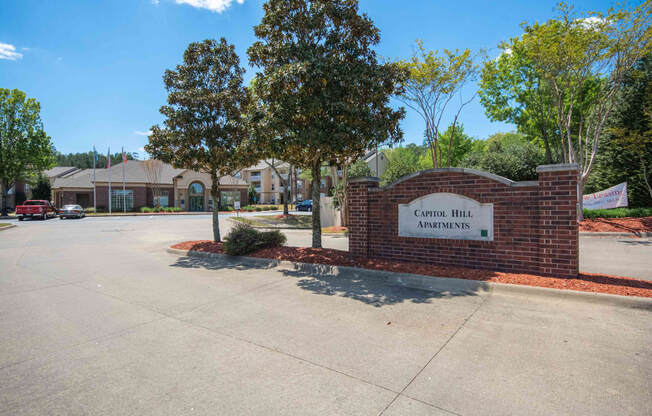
top-left (583, 182), bottom-right (628, 210)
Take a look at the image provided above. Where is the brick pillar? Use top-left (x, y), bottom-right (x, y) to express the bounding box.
top-left (347, 177), bottom-right (380, 258)
top-left (536, 164), bottom-right (579, 278)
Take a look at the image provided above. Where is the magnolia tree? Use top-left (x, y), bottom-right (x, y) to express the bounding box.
top-left (520, 2), bottom-right (651, 218)
top-left (146, 39), bottom-right (256, 241)
top-left (0, 89), bottom-right (54, 216)
top-left (248, 0), bottom-right (406, 248)
top-left (397, 41), bottom-right (480, 168)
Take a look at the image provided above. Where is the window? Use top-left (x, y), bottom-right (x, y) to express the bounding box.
top-left (189, 183), bottom-right (203, 195)
top-left (272, 184), bottom-right (275, 191)
top-left (320, 179), bottom-right (326, 188)
top-left (220, 191), bottom-right (241, 209)
top-left (154, 190), bottom-right (169, 207)
top-left (297, 182), bottom-right (302, 189)
top-left (111, 190), bottom-right (133, 211)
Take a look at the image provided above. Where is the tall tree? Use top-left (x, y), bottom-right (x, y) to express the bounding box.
top-left (31, 174), bottom-right (52, 201)
top-left (248, 0), bottom-right (405, 248)
top-left (146, 38), bottom-right (256, 241)
top-left (586, 54), bottom-right (652, 206)
top-left (479, 43), bottom-right (562, 163)
top-left (520, 2), bottom-right (651, 218)
top-left (0, 89), bottom-right (55, 216)
top-left (397, 40), bottom-right (480, 168)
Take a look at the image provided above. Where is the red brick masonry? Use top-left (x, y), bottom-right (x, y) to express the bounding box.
top-left (348, 164), bottom-right (579, 278)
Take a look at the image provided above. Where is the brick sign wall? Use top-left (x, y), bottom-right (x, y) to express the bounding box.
top-left (348, 164), bottom-right (579, 278)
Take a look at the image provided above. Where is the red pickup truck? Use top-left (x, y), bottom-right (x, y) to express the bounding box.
top-left (16, 200), bottom-right (58, 221)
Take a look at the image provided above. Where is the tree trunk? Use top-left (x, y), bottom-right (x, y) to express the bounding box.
top-left (642, 160), bottom-right (652, 199)
top-left (282, 175), bottom-right (289, 215)
top-left (577, 174), bottom-right (584, 222)
top-left (210, 172), bottom-right (221, 242)
top-left (1, 180), bottom-right (8, 217)
top-left (311, 162), bottom-right (322, 248)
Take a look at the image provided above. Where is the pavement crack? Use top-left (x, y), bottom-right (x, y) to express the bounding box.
top-left (377, 295), bottom-right (489, 416)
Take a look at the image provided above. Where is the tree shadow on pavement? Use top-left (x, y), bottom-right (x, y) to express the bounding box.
top-left (169, 254), bottom-right (486, 307)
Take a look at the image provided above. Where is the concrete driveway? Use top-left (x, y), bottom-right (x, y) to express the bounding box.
top-left (0, 215), bottom-right (650, 415)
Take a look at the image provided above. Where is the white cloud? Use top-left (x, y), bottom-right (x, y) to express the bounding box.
top-left (174, 0), bottom-right (244, 13)
top-left (134, 130), bottom-right (153, 136)
top-left (0, 43), bottom-right (23, 61)
top-left (577, 16), bottom-right (607, 29)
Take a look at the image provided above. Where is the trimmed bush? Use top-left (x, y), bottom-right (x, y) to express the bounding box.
top-left (223, 223), bottom-right (287, 256)
top-left (583, 207), bottom-right (652, 219)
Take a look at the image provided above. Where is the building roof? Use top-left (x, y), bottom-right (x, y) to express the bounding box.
top-left (243, 159), bottom-right (290, 171)
top-left (52, 169), bottom-right (94, 189)
top-left (52, 160), bottom-right (248, 189)
top-left (92, 160), bottom-right (185, 184)
top-left (43, 166), bottom-right (80, 179)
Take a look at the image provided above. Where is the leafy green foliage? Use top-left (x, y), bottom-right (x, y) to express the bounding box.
top-left (418, 124), bottom-right (476, 169)
top-left (461, 132), bottom-right (545, 181)
top-left (585, 55), bottom-right (652, 207)
top-left (31, 174), bottom-right (51, 201)
top-left (146, 38), bottom-right (257, 241)
top-left (479, 42), bottom-right (561, 163)
top-left (0, 88), bottom-right (55, 215)
top-left (583, 207), bottom-right (652, 219)
top-left (397, 40), bottom-right (479, 168)
top-left (223, 223), bottom-right (287, 256)
top-left (348, 159), bottom-right (373, 179)
top-left (248, 0), bottom-right (406, 248)
top-left (517, 2), bottom-right (651, 192)
top-left (381, 144), bottom-right (426, 186)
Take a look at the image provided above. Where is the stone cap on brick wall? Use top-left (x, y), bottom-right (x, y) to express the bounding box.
top-left (349, 176), bottom-right (381, 183)
top-left (374, 167), bottom-right (536, 191)
top-left (536, 163), bottom-right (579, 173)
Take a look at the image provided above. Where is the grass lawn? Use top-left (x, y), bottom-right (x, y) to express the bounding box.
top-left (0, 223), bottom-right (13, 228)
top-left (583, 207), bottom-right (652, 219)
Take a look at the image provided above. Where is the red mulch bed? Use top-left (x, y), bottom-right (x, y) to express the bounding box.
top-left (170, 240), bottom-right (652, 298)
top-left (580, 217), bottom-right (652, 234)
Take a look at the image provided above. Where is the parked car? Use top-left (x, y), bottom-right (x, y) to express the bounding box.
top-left (59, 204), bottom-right (85, 219)
top-left (296, 199), bottom-right (313, 212)
top-left (15, 200), bottom-right (57, 221)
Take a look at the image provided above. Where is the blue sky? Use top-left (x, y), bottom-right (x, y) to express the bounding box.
top-left (1, 0), bottom-right (615, 156)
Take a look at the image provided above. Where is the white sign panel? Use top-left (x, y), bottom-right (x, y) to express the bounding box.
top-left (234, 201), bottom-right (240, 210)
top-left (583, 182), bottom-right (628, 210)
top-left (398, 193), bottom-right (494, 241)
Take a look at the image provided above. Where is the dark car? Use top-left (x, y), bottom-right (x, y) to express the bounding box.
top-left (59, 204), bottom-right (85, 219)
top-left (296, 200), bottom-right (312, 212)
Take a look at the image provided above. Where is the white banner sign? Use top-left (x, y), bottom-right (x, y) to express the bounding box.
top-left (583, 182), bottom-right (628, 210)
top-left (398, 193), bottom-right (494, 241)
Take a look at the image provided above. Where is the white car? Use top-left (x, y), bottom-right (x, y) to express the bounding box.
top-left (59, 204), bottom-right (85, 219)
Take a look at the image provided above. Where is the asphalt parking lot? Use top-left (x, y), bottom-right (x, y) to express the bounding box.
top-left (0, 215), bottom-right (650, 415)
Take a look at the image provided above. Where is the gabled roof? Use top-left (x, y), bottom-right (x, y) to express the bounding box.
top-left (44, 166), bottom-right (80, 179)
top-left (52, 169), bottom-right (94, 189)
top-left (52, 160), bottom-right (249, 189)
top-left (93, 160), bottom-right (185, 184)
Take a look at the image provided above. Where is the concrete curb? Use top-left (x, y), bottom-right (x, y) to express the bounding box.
top-left (581, 231), bottom-right (652, 238)
top-left (0, 224), bottom-right (17, 232)
top-left (166, 247), bottom-right (652, 309)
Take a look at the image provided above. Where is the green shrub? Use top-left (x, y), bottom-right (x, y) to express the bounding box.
top-left (223, 223), bottom-right (287, 256)
top-left (85, 207), bottom-right (96, 214)
top-left (140, 207), bottom-right (153, 213)
top-left (583, 207), bottom-right (652, 219)
top-left (255, 207), bottom-right (263, 212)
